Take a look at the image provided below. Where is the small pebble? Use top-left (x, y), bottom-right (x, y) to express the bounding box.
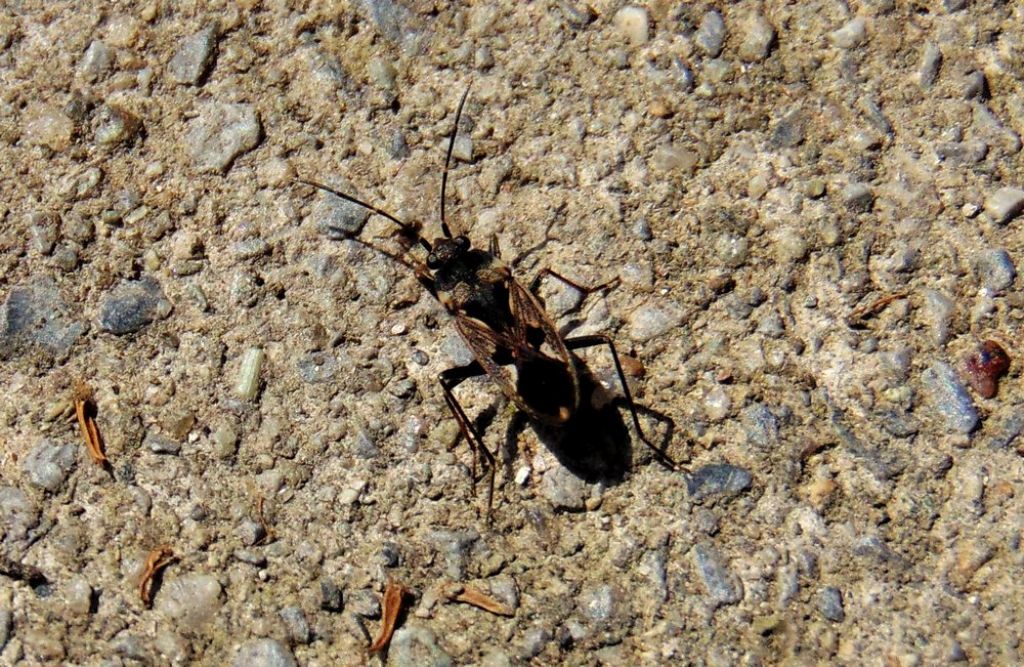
top-left (918, 42), bottom-right (942, 88)
top-left (98, 277), bottom-right (172, 335)
top-left (961, 340), bottom-right (1010, 399)
top-left (686, 464), bottom-right (752, 501)
top-left (0, 279), bottom-right (84, 359)
top-left (695, 10), bottom-right (726, 57)
top-left (692, 543), bottom-right (742, 606)
top-left (429, 529), bottom-right (479, 579)
top-left (842, 182), bottom-right (874, 212)
top-left (279, 606), bottom-right (311, 644)
top-left (962, 70), bottom-right (986, 100)
top-left (738, 13), bottom-right (775, 62)
top-left (921, 362), bottom-right (978, 434)
top-left (231, 639), bottom-right (297, 667)
top-left (311, 186), bottom-right (370, 239)
top-left (23, 103), bottom-right (74, 151)
top-left (186, 102), bottom-right (261, 172)
top-left (168, 26), bottom-right (217, 85)
top-left (703, 385), bottom-right (732, 422)
top-left (144, 432), bottom-right (182, 455)
top-left (984, 187), bottom-right (1024, 224)
top-left (829, 17), bottom-right (867, 49)
top-left (818, 586), bottom-right (845, 622)
top-left (79, 40), bottom-right (112, 79)
top-left (155, 574), bottom-right (223, 630)
top-left (922, 289), bottom-right (954, 345)
top-left (741, 403), bottom-right (779, 448)
top-left (235, 347), bottom-right (264, 401)
top-left (22, 440), bottom-right (76, 492)
top-left (389, 625), bottom-right (454, 667)
top-left (320, 580), bottom-right (344, 611)
top-left (627, 302), bottom-right (683, 342)
top-left (519, 627), bottom-right (552, 659)
top-left (579, 584), bottom-right (617, 623)
top-left (974, 249), bottom-right (1016, 291)
top-left (613, 6), bottom-right (649, 45)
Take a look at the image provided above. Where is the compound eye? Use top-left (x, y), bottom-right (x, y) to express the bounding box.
top-left (426, 253), bottom-right (440, 269)
top-left (455, 235), bottom-right (470, 250)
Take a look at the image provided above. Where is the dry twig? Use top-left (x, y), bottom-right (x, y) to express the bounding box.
top-left (139, 545), bottom-right (175, 607)
top-left (369, 580), bottom-right (409, 653)
top-left (73, 381), bottom-right (108, 468)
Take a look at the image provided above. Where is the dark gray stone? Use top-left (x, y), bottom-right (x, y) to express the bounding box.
top-left (311, 185), bottom-right (370, 239)
top-left (0, 279), bottom-right (84, 360)
top-left (741, 404), bottom-right (779, 448)
top-left (98, 277), bottom-right (171, 335)
top-left (686, 464), bottom-right (753, 500)
top-left (975, 249), bottom-right (1016, 291)
top-left (818, 586), bottom-right (845, 622)
top-left (320, 579), bottom-right (343, 612)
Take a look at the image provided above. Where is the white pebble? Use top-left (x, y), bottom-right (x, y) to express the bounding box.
top-left (614, 6), bottom-right (650, 45)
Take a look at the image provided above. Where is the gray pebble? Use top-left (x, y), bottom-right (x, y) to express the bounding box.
top-left (771, 109), bottom-right (805, 148)
top-left (695, 11), bottom-right (726, 58)
top-left (0, 486), bottom-right (39, 544)
top-left (935, 141), bottom-right (987, 165)
top-left (480, 649), bottom-right (513, 667)
top-left (440, 332), bottom-right (475, 367)
top-left (155, 574), bottom-right (223, 630)
top-left (627, 301), bottom-right (682, 342)
top-left (144, 432), bottom-right (181, 455)
top-left (984, 187), bottom-right (1024, 224)
top-left (168, 26), bottom-right (217, 85)
top-left (389, 625), bottom-right (453, 667)
top-left (23, 440), bottom-right (76, 492)
top-left (0, 278), bottom-right (85, 360)
top-left (236, 519), bottom-right (266, 547)
top-left (112, 634), bottom-right (149, 661)
top-left (686, 464), bottom-right (753, 501)
top-left (389, 130), bottom-right (410, 159)
top-left (64, 577), bottom-right (94, 616)
top-left (918, 43), bottom-right (942, 88)
top-left (311, 186), bottom-right (370, 239)
top-left (922, 289), bottom-right (954, 345)
top-left (943, 0), bottom-right (967, 10)
top-left (818, 586), bottom-right (845, 622)
top-left (320, 579), bottom-right (344, 612)
top-left (233, 549), bottom-right (267, 566)
top-left (429, 529), bottom-right (479, 579)
top-left (186, 102), bottom-right (261, 172)
top-left (0, 608), bottom-right (10, 653)
top-left (579, 584), bottom-right (616, 623)
top-left (347, 588), bottom-right (380, 617)
top-left (741, 403), bottom-right (779, 448)
top-left (738, 13), bottom-right (775, 62)
top-left (842, 182), bottom-right (874, 212)
top-left (692, 543), bottom-right (742, 606)
top-left (296, 352), bottom-right (338, 384)
top-left (829, 17), bottom-right (866, 49)
top-left (79, 40), bottom-right (112, 79)
top-left (540, 466), bottom-right (589, 511)
top-left (632, 217), bottom-right (653, 241)
top-left (98, 277), bottom-right (171, 335)
top-left (920, 362), bottom-right (978, 434)
top-left (279, 606), bottom-right (311, 644)
top-left (352, 429), bottom-right (380, 459)
top-left (519, 626), bottom-right (552, 659)
top-left (716, 234), bottom-right (750, 267)
top-left (986, 411), bottom-right (1024, 450)
top-left (974, 249), bottom-right (1016, 291)
top-left (962, 70), bottom-right (986, 100)
top-left (28, 211), bottom-right (58, 255)
top-left (231, 638), bottom-right (297, 667)
top-left (232, 238), bottom-right (269, 260)
top-left (95, 104), bottom-right (141, 145)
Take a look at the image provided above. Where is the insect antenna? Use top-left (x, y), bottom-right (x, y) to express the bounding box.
top-left (439, 84), bottom-right (472, 239)
top-left (297, 178), bottom-right (432, 253)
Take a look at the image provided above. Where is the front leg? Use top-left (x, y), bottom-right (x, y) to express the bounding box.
top-left (439, 362), bottom-right (498, 517)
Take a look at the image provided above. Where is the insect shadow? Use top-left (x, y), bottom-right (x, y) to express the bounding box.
top-left (297, 85), bottom-right (680, 517)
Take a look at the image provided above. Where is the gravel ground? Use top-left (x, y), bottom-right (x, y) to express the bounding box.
top-left (2, 1), bottom-right (1023, 665)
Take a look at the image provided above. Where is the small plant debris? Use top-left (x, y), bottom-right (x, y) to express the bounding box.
top-left (442, 582), bottom-right (515, 617)
top-left (138, 545), bottom-right (175, 607)
top-left (369, 580), bottom-right (410, 653)
top-left (73, 381), bottom-right (109, 468)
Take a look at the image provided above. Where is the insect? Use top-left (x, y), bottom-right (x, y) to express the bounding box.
top-left (299, 87), bottom-right (679, 513)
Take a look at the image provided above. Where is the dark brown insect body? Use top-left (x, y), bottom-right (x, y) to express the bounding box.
top-left (299, 87), bottom-right (677, 513)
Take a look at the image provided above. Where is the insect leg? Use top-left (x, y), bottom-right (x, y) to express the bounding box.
top-left (529, 269), bottom-right (620, 298)
top-left (489, 234), bottom-right (501, 258)
top-left (439, 363), bottom-right (498, 512)
top-left (564, 335), bottom-right (680, 472)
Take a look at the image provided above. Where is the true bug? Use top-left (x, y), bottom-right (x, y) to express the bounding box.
top-left (299, 87), bottom-right (679, 512)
